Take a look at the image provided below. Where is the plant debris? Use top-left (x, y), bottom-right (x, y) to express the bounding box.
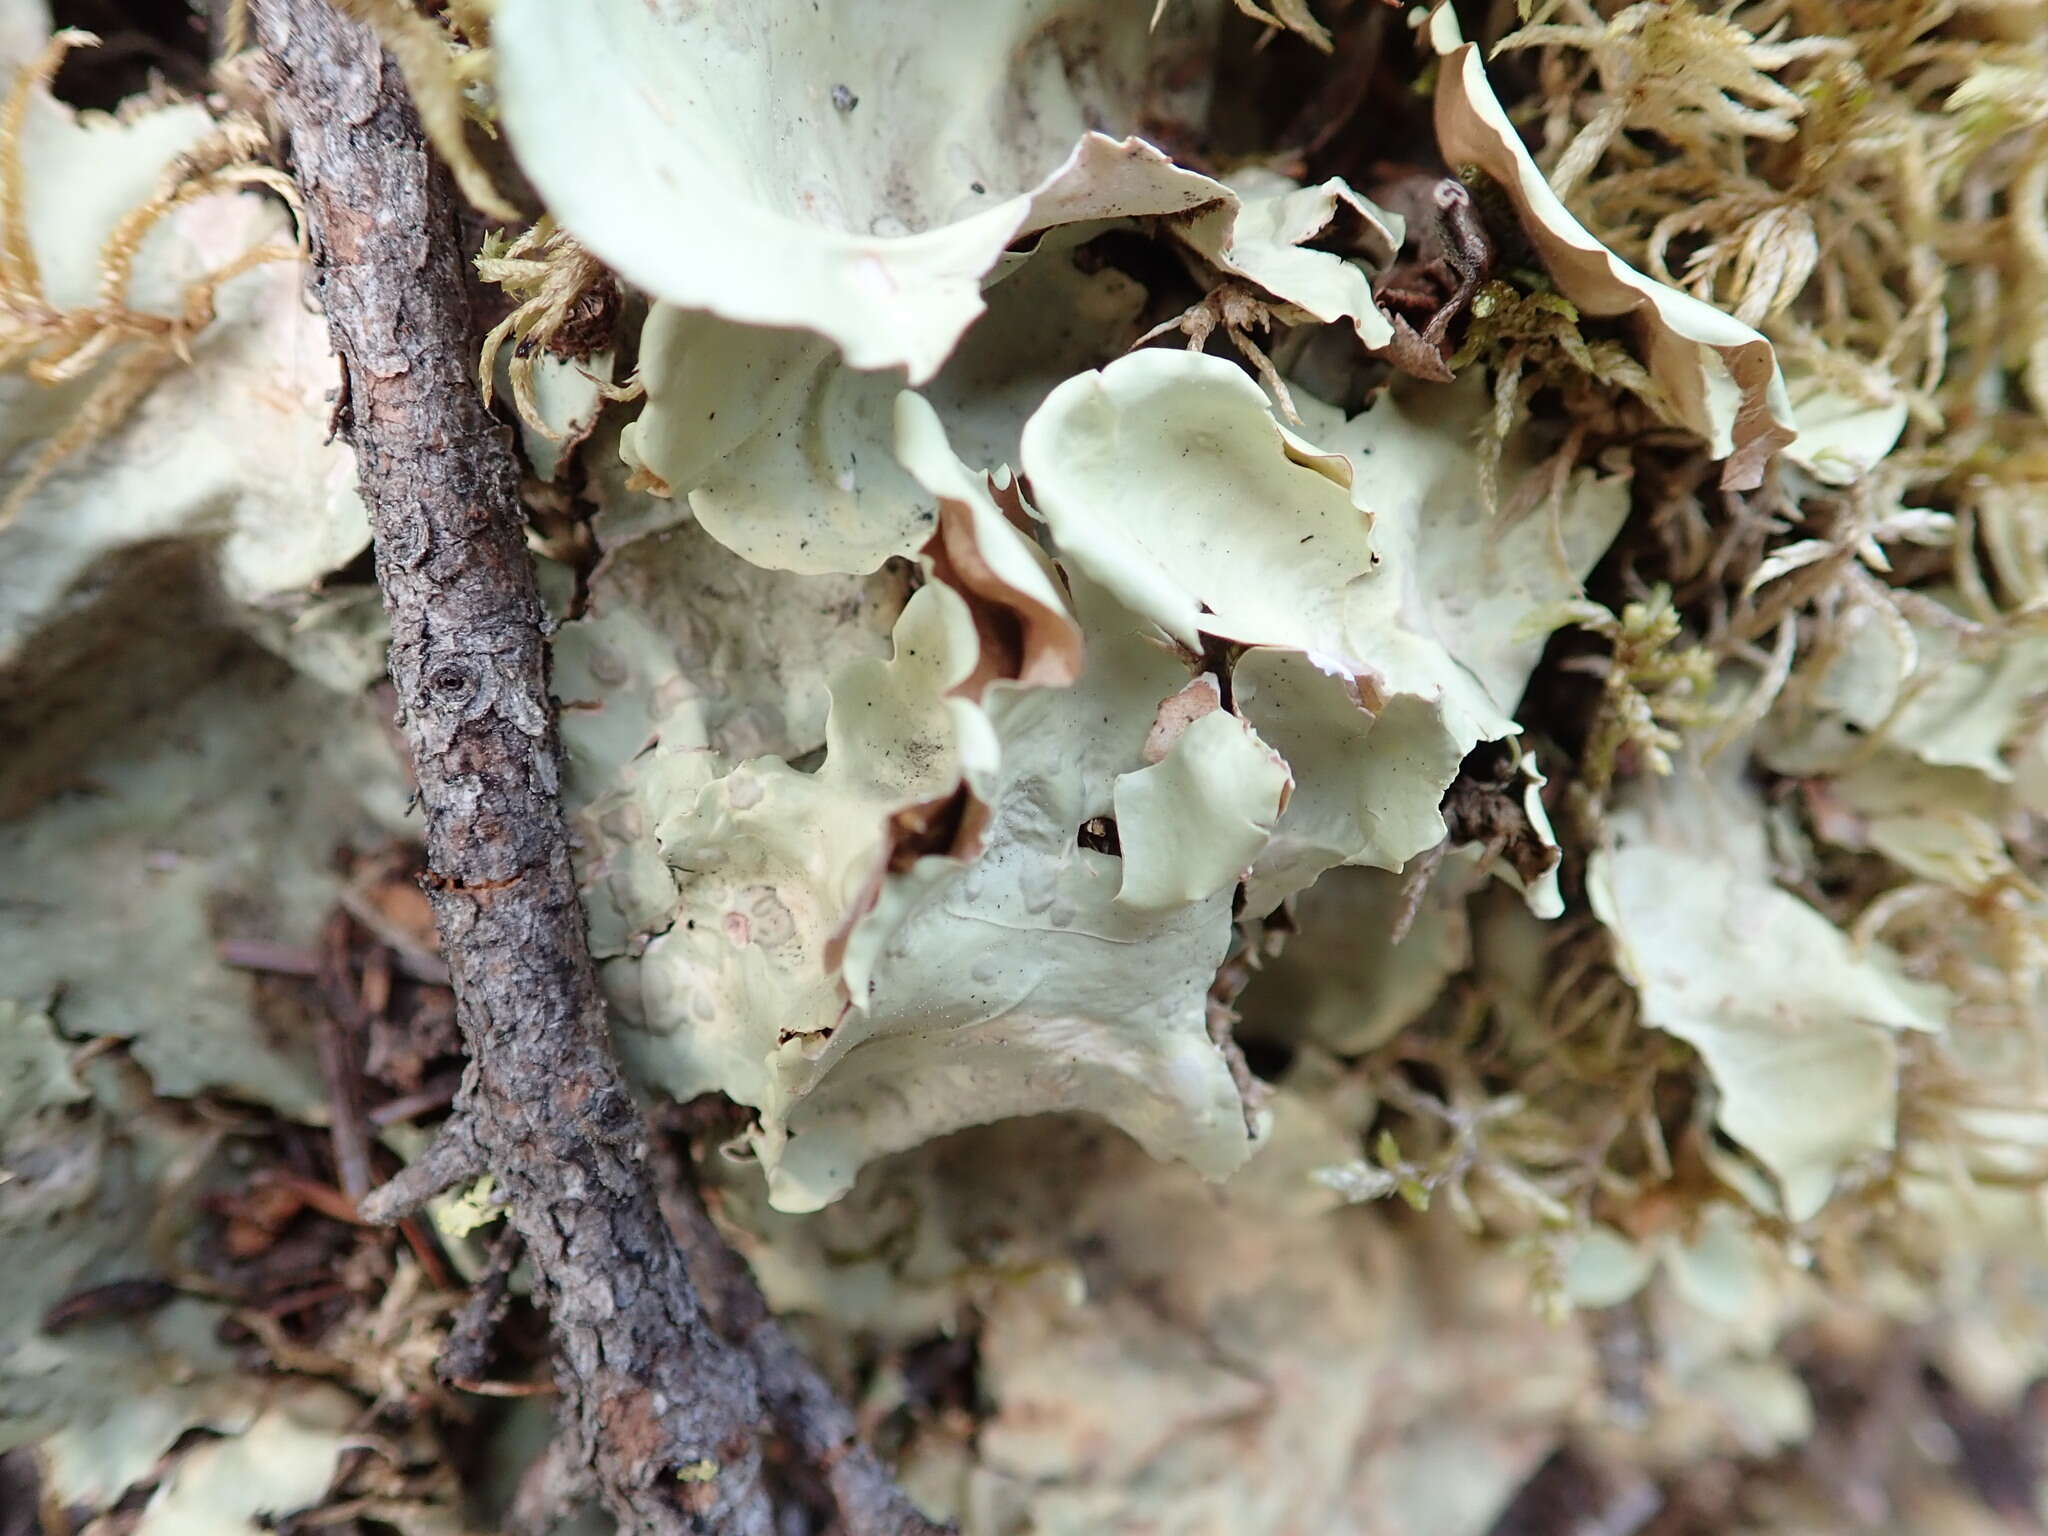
top-left (8, 0), bottom-right (2048, 1528)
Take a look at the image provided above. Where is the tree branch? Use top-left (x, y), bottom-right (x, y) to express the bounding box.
top-left (356, 1111), bottom-right (482, 1225)
top-left (254, 3), bottom-right (774, 1528)
top-left (655, 1133), bottom-right (953, 1536)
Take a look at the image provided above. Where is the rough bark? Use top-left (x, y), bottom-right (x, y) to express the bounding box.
top-left (254, 3), bottom-right (774, 1529)
top-left (656, 1135), bottom-right (953, 1536)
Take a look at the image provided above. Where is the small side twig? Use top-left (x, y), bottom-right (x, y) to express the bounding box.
top-left (337, 882), bottom-right (452, 985)
top-left (367, 1072), bottom-right (461, 1128)
top-left (217, 936), bottom-right (449, 986)
top-left (438, 1223), bottom-right (522, 1390)
top-left (356, 1115), bottom-right (483, 1227)
top-left (314, 910), bottom-right (374, 1202)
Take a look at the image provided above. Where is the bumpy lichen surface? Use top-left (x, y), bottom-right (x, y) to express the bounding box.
top-left (7, 0), bottom-right (2048, 1528)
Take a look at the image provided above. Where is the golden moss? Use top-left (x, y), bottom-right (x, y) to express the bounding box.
top-left (0, 33), bottom-right (300, 527)
top-left (474, 215), bottom-right (628, 434)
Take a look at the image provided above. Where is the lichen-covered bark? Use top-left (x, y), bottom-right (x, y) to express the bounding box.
top-left (254, 3), bottom-right (773, 1528)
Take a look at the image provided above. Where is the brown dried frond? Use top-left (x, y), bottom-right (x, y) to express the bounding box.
top-left (0, 34), bottom-right (302, 528)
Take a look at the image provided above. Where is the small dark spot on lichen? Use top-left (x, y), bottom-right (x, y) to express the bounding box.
top-left (1078, 817), bottom-right (1121, 856)
top-left (831, 83), bottom-right (857, 112)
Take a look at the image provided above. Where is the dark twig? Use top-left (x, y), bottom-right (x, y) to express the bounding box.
top-left (255, 3), bottom-right (775, 1528)
top-left (438, 1223), bottom-right (522, 1390)
top-left (217, 936), bottom-right (448, 986)
top-left (215, 937), bottom-right (322, 977)
top-left (314, 1014), bottom-right (373, 1203)
top-left (356, 1116), bottom-right (483, 1227)
top-left (655, 1137), bottom-right (954, 1536)
top-left (338, 883), bottom-right (452, 984)
top-left (315, 910), bottom-right (375, 1202)
top-left (367, 1072), bottom-right (461, 1128)
top-left (397, 1215), bottom-right (456, 1292)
